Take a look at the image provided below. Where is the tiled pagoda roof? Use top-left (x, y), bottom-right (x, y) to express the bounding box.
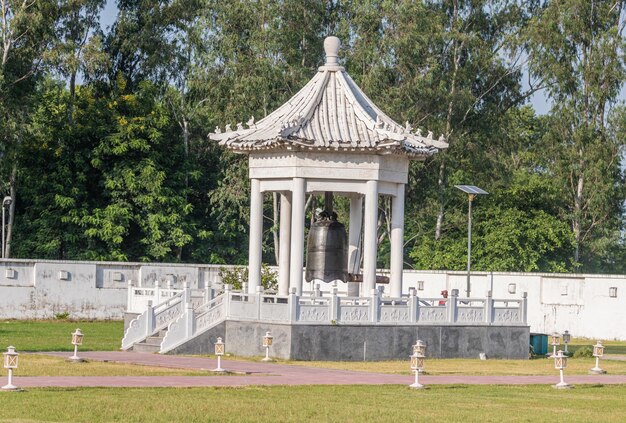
top-left (209, 37), bottom-right (448, 158)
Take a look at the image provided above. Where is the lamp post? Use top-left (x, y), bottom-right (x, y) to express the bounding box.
top-left (454, 185), bottom-right (488, 298)
top-left (409, 340), bottom-right (427, 389)
top-left (69, 328), bottom-right (84, 362)
top-left (2, 196), bottom-right (12, 259)
top-left (562, 330), bottom-right (571, 354)
top-left (553, 350), bottom-right (571, 389)
top-left (262, 331), bottom-right (274, 362)
top-left (550, 332), bottom-right (561, 357)
top-left (2, 346), bottom-right (19, 391)
top-left (213, 337), bottom-right (225, 372)
top-left (590, 341), bottom-right (606, 374)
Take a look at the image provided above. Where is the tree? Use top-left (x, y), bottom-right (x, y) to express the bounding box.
top-left (525, 0), bottom-right (626, 267)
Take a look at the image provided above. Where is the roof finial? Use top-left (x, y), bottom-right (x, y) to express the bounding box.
top-left (324, 36), bottom-right (340, 66)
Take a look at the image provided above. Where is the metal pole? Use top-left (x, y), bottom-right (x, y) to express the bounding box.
top-left (466, 194), bottom-right (474, 298)
top-left (2, 204), bottom-right (5, 259)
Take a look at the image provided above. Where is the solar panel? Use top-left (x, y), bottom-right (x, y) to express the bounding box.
top-left (454, 185), bottom-right (489, 195)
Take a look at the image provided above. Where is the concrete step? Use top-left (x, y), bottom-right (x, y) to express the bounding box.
top-left (132, 342), bottom-right (161, 353)
top-left (145, 336), bottom-right (164, 346)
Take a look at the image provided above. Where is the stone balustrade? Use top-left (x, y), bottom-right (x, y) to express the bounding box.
top-left (124, 283), bottom-right (528, 353)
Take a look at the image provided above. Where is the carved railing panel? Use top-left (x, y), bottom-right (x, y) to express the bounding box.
top-left (417, 306), bottom-right (446, 322)
top-left (298, 304), bottom-right (329, 322)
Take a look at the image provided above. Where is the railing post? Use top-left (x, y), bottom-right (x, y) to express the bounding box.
top-left (155, 280), bottom-right (161, 305)
top-left (289, 287), bottom-right (298, 323)
top-left (485, 290), bottom-right (493, 324)
top-left (408, 288), bottom-right (417, 323)
top-left (146, 300), bottom-right (154, 337)
top-left (127, 279), bottom-right (134, 312)
top-left (370, 289), bottom-right (379, 323)
top-left (330, 287), bottom-right (338, 322)
top-left (314, 283), bottom-right (321, 298)
top-left (205, 282), bottom-right (213, 303)
top-left (185, 301), bottom-right (194, 338)
top-left (224, 284), bottom-right (231, 318)
top-left (521, 292), bottom-right (528, 324)
top-left (183, 281), bottom-right (191, 305)
top-left (256, 285), bottom-right (263, 320)
top-left (448, 290), bottom-right (458, 323)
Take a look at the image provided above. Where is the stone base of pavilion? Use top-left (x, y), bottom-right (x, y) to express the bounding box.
top-left (122, 287), bottom-right (530, 360)
top-left (164, 320), bottom-right (529, 360)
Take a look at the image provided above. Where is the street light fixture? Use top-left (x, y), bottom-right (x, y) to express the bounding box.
top-left (2, 346), bottom-right (20, 391)
top-left (262, 331), bottom-right (274, 362)
top-left (590, 341), bottom-right (606, 374)
top-left (550, 332), bottom-right (561, 357)
top-left (562, 330), bottom-right (571, 354)
top-left (553, 350), bottom-right (571, 389)
top-left (409, 340), bottom-right (427, 389)
top-left (2, 196), bottom-right (12, 259)
top-left (69, 328), bottom-right (84, 362)
top-left (213, 337), bottom-right (225, 372)
top-left (454, 185), bottom-right (489, 297)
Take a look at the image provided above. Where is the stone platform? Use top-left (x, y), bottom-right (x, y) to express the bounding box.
top-left (166, 321), bottom-right (529, 360)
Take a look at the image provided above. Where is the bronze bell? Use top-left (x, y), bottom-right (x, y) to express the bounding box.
top-left (305, 209), bottom-right (348, 283)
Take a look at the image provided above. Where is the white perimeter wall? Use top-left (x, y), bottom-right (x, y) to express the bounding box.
top-left (1, 259), bottom-right (624, 340)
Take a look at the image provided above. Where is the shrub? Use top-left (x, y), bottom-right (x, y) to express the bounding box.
top-left (573, 346), bottom-right (593, 358)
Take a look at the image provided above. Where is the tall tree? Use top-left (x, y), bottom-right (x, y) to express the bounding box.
top-left (0, 0), bottom-right (59, 257)
top-left (525, 0), bottom-right (626, 267)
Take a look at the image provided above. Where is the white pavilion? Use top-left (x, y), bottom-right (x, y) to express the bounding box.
top-left (210, 36), bottom-right (448, 298)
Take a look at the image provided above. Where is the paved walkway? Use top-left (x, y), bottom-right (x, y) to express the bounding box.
top-left (5, 351), bottom-right (626, 388)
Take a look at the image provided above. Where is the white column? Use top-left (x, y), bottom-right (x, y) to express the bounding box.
top-left (363, 180), bottom-right (378, 295)
top-left (248, 178), bottom-right (263, 294)
top-left (348, 195), bottom-right (363, 297)
top-left (278, 193), bottom-right (292, 296)
top-left (390, 183), bottom-right (405, 298)
top-left (289, 178), bottom-right (306, 295)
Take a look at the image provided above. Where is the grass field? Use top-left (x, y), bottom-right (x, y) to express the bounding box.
top-left (0, 320), bottom-right (123, 351)
top-left (0, 385), bottom-right (625, 422)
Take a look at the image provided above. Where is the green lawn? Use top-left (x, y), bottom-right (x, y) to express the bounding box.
top-left (0, 320), bottom-right (123, 352)
top-left (0, 385), bottom-right (624, 422)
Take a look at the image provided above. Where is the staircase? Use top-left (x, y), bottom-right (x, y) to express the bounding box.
top-left (131, 329), bottom-right (168, 353)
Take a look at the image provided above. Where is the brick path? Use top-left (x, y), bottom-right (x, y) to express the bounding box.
top-left (4, 351), bottom-right (626, 388)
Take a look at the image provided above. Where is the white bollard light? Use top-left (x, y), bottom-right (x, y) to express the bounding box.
top-left (590, 341), bottom-right (606, 374)
top-left (553, 350), bottom-right (572, 389)
top-left (550, 332), bottom-right (560, 357)
top-left (409, 340), bottom-right (427, 389)
top-left (213, 337), bottom-right (225, 372)
top-left (262, 331), bottom-right (274, 362)
top-left (562, 330), bottom-right (571, 354)
top-left (69, 328), bottom-right (84, 362)
top-left (2, 346), bottom-right (20, 391)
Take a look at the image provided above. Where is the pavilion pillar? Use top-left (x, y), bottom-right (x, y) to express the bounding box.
top-left (248, 178), bottom-right (263, 294)
top-left (289, 178), bottom-right (306, 295)
top-left (363, 180), bottom-right (379, 295)
top-left (348, 195), bottom-right (363, 297)
top-left (278, 193), bottom-right (292, 296)
top-left (390, 183), bottom-right (405, 298)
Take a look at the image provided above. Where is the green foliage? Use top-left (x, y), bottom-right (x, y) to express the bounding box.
top-left (218, 264), bottom-right (278, 291)
top-left (3, 2), bottom-right (626, 274)
top-left (573, 346), bottom-right (594, 358)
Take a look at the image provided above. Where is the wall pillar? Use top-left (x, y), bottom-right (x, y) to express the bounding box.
top-left (348, 195), bottom-right (363, 297)
top-left (363, 180), bottom-right (378, 295)
top-left (289, 178), bottom-right (306, 295)
top-left (390, 183), bottom-right (405, 298)
top-left (248, 178), bottom-right (263, 294)
top-left (278, 193), bottom-right (292, 296)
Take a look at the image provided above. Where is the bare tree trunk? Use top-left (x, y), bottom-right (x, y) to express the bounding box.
top-left (573, 169), bottom-right (584, 264)
top-left (434, 0), bottom-right (461, 241)
top-left (5, 163), bottom-right (16, 258)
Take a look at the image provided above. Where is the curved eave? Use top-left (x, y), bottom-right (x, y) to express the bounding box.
top-left (213, 136), bottom-right (440, 159)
